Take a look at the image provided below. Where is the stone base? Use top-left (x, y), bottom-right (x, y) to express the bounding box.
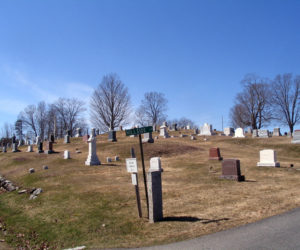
top-left (257, 162), bottom-right (280, 167)
top-left (209, 157), bottom-right (223, 161)
top-left (44, 150), bottom-right (54, 154)
top-left (85, 155), bottom-right (101, 166)
top-left (220, 175), bottom-right (245, 182)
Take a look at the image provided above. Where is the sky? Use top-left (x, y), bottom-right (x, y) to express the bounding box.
top-left (0, 0), bottom-right (300, 132)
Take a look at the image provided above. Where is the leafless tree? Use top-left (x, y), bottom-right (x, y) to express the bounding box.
top-left (53, 98), bottom-right (86, 136)
top-left (90, 73), bottom-right (131, 131)
top-left (0, 123), bottom-right (14, 139)
top-left (19, 104), bottom-right (38, 137)
top-left (230, 74), bottom-right (272, 129)
top-left (271, 74), bottom-right (300, 134)
top-left (135, 92), bottom-right (168, 127)
top-left (167, 117), bottom-right (195, 128)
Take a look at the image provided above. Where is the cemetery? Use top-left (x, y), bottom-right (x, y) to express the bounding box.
top-left (0, 129), bottom-right (300, 249)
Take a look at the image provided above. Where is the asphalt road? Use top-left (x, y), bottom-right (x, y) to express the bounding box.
top-left (129, 207), bottom-right (300, 250)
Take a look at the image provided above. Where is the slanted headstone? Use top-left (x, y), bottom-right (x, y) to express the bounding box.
top-left (220, 159), bottom-right (245, 181)
top-left (44, 142), bottom-right (54, 154)
top-left (159, 125), bottom-right (169, 138)
top-left (27, 145), bottom-right (33, 152)
top-left (108, 130), bottom-right (117, 142)
top-left (75, 128), bottom-right (82, 137)
top-left (257, 149), bottom-right (280, 167)
top-left (292, 130), bottom-right (300, 143)
top-left (252, 129), bottom-right (258, 138)
top-left (142, 132), bottom-right (154, 143)
top-left (180, 134), bottom-right (187, 137)
top-left (37, 142), bottom-right (44, 153)
top-left (273, 128), bottom-right (282, 137)
top-left (209, 148), bottom-right (222, 160)
top-left (200, 123), bottom-right (213, 136)
top-left (233, 128), bottom-right (245, 138)
top-left (258, 129), bottom-right (269, 138)
top-left (148, 157), bottom-right (163, 223)
top-left (224, 127), bottom-right (234, 136)
top-left (85, 128), bottom-right (101, 166)
top-left (64, 150), bottom-right (70, 159)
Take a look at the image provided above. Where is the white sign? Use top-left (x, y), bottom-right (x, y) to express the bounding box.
top-left (131, 173), bottom-right (137, 185)
top-left (126, 158), bottom-right (138, 173)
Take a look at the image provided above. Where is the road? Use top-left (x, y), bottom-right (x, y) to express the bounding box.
top-left (129, 207), bottom-right (300, 250)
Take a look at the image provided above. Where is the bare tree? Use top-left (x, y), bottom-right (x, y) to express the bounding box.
top-left (0, 123), bottom-right (14, 139)
top-left (19, 104), bottom-right (38, 137)
top-left (53, 98), bottom-right (86, 136)
top-left (230, 74), bottom-right (272, 129)
top-left (90, 73), bottom-right (131, 131)
top-left (135, 92), bottom-right (168, 126)
top-left (271, 74), bottom-right (300, 134)
top-left (15, 119), bottom-right (23, 141)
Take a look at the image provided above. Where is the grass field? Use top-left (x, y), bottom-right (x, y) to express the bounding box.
top-left (0, 131), bottom-right (300, 249)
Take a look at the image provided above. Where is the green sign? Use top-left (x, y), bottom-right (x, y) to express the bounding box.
top-left (125, 126), bottom-right (153, 136)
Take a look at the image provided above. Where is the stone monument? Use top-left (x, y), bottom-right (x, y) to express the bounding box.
top-left (233, 128), bottom-right (245, 138)
top-left (224, 127), bottom-right (234, 136)
top-left (199, 123), bottom-right (213, 136)
top-left (75, 128), bottom-right (82, 137)
top-left (273, 128), bottom-right (282, 136)
top-left (85, 128), bottom-right (101, 166)
top-left (292, 130), bottom-right (300, 144)
top-left (220, 159), bottom-right (245, 181)
top-left (159, 124), bottom-right (169, 138)
top-left (142, 132), bottom-right (154, 143)
top-left (257, 149), bottom-right (280, 167)
top-left (209, 148), bottom-right (222, 160)
top-left (108, 130), bottom-right (117, 142)
top-left (258, 129), bottom-right (269, 138)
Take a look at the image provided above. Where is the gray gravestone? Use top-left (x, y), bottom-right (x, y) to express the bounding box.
top-left (37, 142), bottom-right (44, 153)
top-left (273, 128), bottom-right (282, 136)
top-left (252, 129), bottom-right (258, 138)
top-left (85, 128), bottom-right (101, 166)
top-left (291, 130), bottom-right (300, 144)
top-left (142, 132), bottom-right (154, 143)
top-left (258, 129), bottom-right (269, 138)
top-left (108, 130), bottom-right (117, 142)
top-left (12, 143), bottom-right (19, 153)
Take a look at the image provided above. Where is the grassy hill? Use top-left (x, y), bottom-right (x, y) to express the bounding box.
top-left (0, 131), bottom-right (300, 249)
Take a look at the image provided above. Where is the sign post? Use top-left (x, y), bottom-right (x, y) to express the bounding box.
top-left (125, 126), bottom-right (153, 219)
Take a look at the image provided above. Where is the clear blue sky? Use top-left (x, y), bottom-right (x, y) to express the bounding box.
top-left (1, 0), bottom-right (300, 131)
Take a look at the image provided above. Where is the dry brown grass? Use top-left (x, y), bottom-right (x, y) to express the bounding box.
top-left (0, 131), bottom-right (300, 248)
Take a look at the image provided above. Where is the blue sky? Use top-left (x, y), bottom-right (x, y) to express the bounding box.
top-left (1, 0), bottom-right (300, 132)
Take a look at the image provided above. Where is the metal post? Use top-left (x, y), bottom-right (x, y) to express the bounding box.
top-left (138, 134), bottom-right (149, 218)
top-left (131, 148), bottom-right (142, 218)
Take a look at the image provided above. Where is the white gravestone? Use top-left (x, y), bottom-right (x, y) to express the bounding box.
top-left (85, 129), bottom-right (101, 166)
top-left (27, 145), bottom-right (33, 152)
top-left (252, 129), bottom-right (258, 138)
top-left (257, 149), bottom-right (280, 167)
top-left (273, 128), bottom-right (282, 136)
top-left (291, 130), bottom-right (300, 144)
top-left (258, 129), bottom-right (269, 138)
top-left (149, 157), bottom-right (162, 172)
top-left (224, 127), bottom-right (234, 136)
top-left (199, 123), bottom-right (213, 136)
top-left (64, 150), bottom-right (70, 159)
top-left (233, 128), bottom-right (245, 138)
top-left (159, 125), bottom-right (169, 138)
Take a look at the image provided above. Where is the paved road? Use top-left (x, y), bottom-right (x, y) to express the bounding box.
top-left (130, 207), bottom-right (300, 250)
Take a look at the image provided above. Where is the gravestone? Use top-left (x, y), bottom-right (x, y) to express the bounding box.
top-left (209, 147), bottom-right (222, 160)
top-left (64, 150), bottom-right (70, 159)
top-left (85, 128), bottom-right (101, 166)
top-left (75, 128), bottom-right (82, 137)
top-left (49, 134), bottom-right (55, 143)
top-left (194, 128), bottom-right (199, 135)
top-left (191, 136), bottom-right (196, 140)
top-left (247, 127), bottom-right (253, 134)
top-left (18, 140), bottom-right (22, 147)
top-left (106, 157), bottom-right (112, 163)
top-left (147, 157), bottom-right (163, 223)
top-left (258, 129), bottom-right (269, 138)
top-left (108, 130), bottom-right (117, 142)
top-left (37, 142), bottom-right (44, 153)
top-left (233, 128), bottom-right (245, 138)
top-left (12, 143), bottom-right (19, 153)
top-left (159, 125), bottom-right (169, 138)
top-left (82, 135), bottom-right (90, 142)
top-left (172, 123), bottom-right (178, 131)
top-left (64, 134), bottom-right (70, 144)
top-left (273, 128), bottom-right (282, 137)
top-left (2, 146), bottom-right (7, 153)
top-left (224, 127), bottom-right (234, 136)
top-left (96, 129), bottom-right (100, 135)
top-left (36, 136), bottom-right (41, 145)
top-left (186, 124), bottom-right (191, 130)
top-left (44, 142), bottom-right (54, 154)
top-left (162, 121), bottom-right (168, 127)
top-left (115, 156), bottom-right (119, 161)
top-left (257, 149), bottom-right (280, 167)
top-left (180, 134), bottom-right (187, 137)
top-left (27, 145), bottom-right (33, 152)
top-left (200, 123), bottom-right (213, 136)
top-left (252, 129), bottom-right (258, 138)
top-left (142, 132), bottom-right (154, 143)
top-left (220, 159), bottom-right (245, 181)
top-left (291, 130), bottom-right (300, 144)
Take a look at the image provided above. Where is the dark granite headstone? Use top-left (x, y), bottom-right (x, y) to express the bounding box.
top-left (50, 134), bottom-right (55, 143)
top-left (12, 135), bottom-right (16, 144)
top-left (209, 147), bottom-right (222, 160)
top-left (37, 142), bottom-right (44, 153)
top-left (108, 130), bottom-right (117, 142)
top-left (220, 159), bottom-right (245, 181)
top-left (45, 142), bottom-right (54, 154)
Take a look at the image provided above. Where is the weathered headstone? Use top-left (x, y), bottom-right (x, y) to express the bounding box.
top-left (247, 127), bottom-right (253, 134)
top-left (257, 149), bottom-right (280, 167)
top-left (159, 125), bottom-right (169, 138)
top-left (252, 129), bottom-right (258, 138)
top-left (147, 157), bottom-right (163, 223)
top-left (64, 150), bottom-right (70, 159)
top-left (75, 128), bottom-right (82, 137)
top-left (115, 156), bottom-right (119, 161)
top-left (233, 128), bottom-right (245, 138)
top-left (12, 143), bottom-right (19, 153)
top-left (142, 132), bottom-right (154, 143)
top-left (273, 128), bottom-right (282, 137)
top-left (37, 142), bottom-right (44, 153)
top-left (191, 135), bottom-right (196, 140)
top-left (108, 130), bottom-right (117, 142)
top-left (200, 123), bottom-right (213, 136)
top-left (85, 128), bottom-right (101, 166)
top-left (44, 142), bottom-right (54, 154)
top-left (224, 127), bottom-right (234, 136)
top-left (209, 147), bottom-right (222, 160)
top-left (258, 129), bottom-right (269, 138)
top-left (27, 145), bottom-right (33, 152)
top-left (220, 159), bottom-right (245, 181)
top-left (2, 146), bottom-right (7, 153)
top-left (292, 130), bottom-right (300, 144)
top-left (64, 134), bottom-right (70, 144)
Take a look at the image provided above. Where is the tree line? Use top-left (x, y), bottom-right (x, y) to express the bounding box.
top-left (230, 73), bottom-right (300, 133)
top-left (1, 73), bottom-right (195, 142)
